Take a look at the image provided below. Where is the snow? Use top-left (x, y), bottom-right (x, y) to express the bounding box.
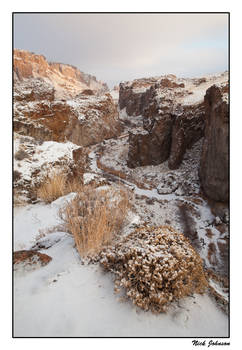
top-left (109, 90), bottom-right (119, 101)
top-left (14, 193), bottom-right (76, 251)
top-left (180, 72), bottom-right (228, 106)
top-left (209, 279), bottom-right (229, 302)
top-left (14, 135), bottom-right (79, 186)
top-left (14, 195), bottom-right (228, 337)
top-left (83, 172), bottom-right (97, 185)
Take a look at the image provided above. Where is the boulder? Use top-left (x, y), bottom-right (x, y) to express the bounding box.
top-left (14, 250), bottom-right (52, 269)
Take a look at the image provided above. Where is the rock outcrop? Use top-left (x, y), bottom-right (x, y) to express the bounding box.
top-left (13, 50), bottom-right (122, 203)
top-left (127, 114), bottom-right (174, 168)
top-left (14, 78), bottom-right (121, 146)
top-left (119, 76), bottom-right (182, 116)
top-left (119, 81), bottom-right (152, 116)
top-left (199, 84), bottom-right (229, 202)
top-left (64, 94), bottom-right (121, 146)
top-left (14, 250), bottom-right (52, 270)
top-left (14, 49), bottom-right (108, 99)
top-left (122, 73), bottom-right (228, 170)
top-left (168, 103), bottom-right (205, 169)
top-left (13, 133), bottom-right (81, 202)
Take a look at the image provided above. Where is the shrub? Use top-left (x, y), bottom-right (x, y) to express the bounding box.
top-left (59, 185), bottom-right (130, 257)
top-left (100, 225), bottom-right (208, 313)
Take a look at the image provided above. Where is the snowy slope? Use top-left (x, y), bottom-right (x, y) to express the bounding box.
top-left (14, 194), bottom-right (228, 337)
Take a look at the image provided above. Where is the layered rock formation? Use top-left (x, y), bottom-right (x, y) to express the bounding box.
top-left (13, 50), bottom-right (121, 202)
top-left (14, 79), bottom-right (120, 146)
top-left (14, 49), bottom-right (108, 98)
top-left (122, 73), bottom-right (228, 170)
top-left (199, 84), bottom-right (229, 202)
top-left (13, 51), bottom-right (121, 146)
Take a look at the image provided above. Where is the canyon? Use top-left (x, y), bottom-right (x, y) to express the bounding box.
top-left (13, 49), bottom-right (229, 337)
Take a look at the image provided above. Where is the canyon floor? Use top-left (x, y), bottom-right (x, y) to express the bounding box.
top-left (14, 107), bottom-right (229, 337)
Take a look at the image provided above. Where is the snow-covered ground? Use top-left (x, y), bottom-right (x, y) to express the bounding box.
top-left (14, 194), bottom-right (228, 337)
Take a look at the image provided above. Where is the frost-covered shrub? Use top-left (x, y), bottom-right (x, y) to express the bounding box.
top-left (100, 225), bottom-right (208, 313)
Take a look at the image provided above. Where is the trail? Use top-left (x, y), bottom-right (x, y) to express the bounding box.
top-left (89, 148), bottom-right (177, 201)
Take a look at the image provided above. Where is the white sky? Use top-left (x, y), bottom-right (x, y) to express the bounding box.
top-left (14, 13), bottom-right (228, 88)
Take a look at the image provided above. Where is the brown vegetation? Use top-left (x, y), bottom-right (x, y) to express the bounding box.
top-left (100, 225), bottom-right (208, 313)
top-left (59, 185), bottom-right (130, 257)
top-left (36, 172), bottom-right (84, 203)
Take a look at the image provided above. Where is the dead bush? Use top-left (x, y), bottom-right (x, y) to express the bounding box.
top-left (59, 185), bottom-right (130, 257)
top-left (100, 225), bottom-right (208, 313)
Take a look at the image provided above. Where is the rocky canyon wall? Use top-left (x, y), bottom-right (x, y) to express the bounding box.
top-left (199, 85), bottom-right (229, 203)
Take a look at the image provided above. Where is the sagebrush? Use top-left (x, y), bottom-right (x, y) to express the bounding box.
top-left (100, 225), bottom-right (208, 313)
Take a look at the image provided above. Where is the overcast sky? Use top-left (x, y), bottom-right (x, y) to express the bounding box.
top-left (14, 13), bottom-right (228, 88)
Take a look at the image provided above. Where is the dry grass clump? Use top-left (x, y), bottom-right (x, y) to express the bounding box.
top-left (59, 185), bottom-right (130, 257)
top-left (36, 171), bottom-right (84, 203)
top-left (37, 172), bottom-right (67, 203)
top-left (100, 225), bottom-right (208, 313)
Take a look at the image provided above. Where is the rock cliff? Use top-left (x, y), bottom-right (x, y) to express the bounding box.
top-left (13, 50), bottom-right (120, 147)
top-left (14, 78), bottom-right (120, 146)
top-left (14, 49), bottom-right (108, 99)
top-left (199, 84), bottom-right (229, 202)
top-left (121, 73), bottom-right (228, 170)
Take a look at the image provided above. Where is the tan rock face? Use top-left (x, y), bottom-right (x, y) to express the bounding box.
top-left (14, 62), bottom-right (120, 146)
top-left (13, 50), bottom-right (120, 147)
top-left (64, 94), bottom-right (121, 146)
top-left (14, 78), bottom-right (55, 102)
top-left (199, 84), bottom-right (229, 202)
top-left (14, 49), bottom-right (108, 98)
top-left (14, 50), bottom-right (49, 79)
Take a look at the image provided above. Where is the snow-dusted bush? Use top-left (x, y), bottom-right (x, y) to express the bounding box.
top-left (100, 225), bottom-right (208, 313)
